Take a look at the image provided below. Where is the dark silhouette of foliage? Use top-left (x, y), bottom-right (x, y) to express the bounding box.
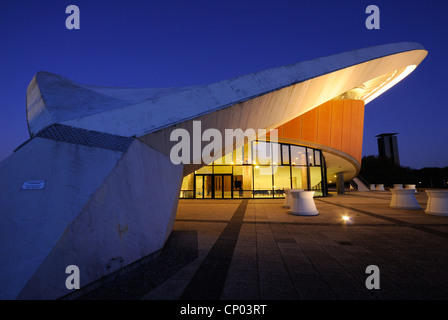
top-left (360, 155), bottom-right (448, 188)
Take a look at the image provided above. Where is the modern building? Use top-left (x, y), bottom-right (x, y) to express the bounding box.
top-left (0, 42), bottom-right (427, 299)
top-left (376, 133), bottom-right (400, 166)
top-left (180, 141), bottom-right (328, 199)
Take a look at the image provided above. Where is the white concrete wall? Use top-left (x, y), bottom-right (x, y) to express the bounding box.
top-left (15, 140), bottom-right (183, 299)
top-left (0, 138), bottom-right (124, 299)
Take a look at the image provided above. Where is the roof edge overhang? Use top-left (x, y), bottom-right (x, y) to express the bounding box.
top-left (26, 42), bottom-right (427, 138)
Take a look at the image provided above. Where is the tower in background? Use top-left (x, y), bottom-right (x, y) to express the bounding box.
top-left (376, 133), bottom-right (400, 166)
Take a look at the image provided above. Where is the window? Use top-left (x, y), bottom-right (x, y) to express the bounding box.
top-left (252, 141), bottom-right (280, 166)
top-left (181, 141), bottom-right (327, 199)
top-left (214, 165), bottom-right (232, 174)
top-left (291, 166), bottom-right (307, 189)
top-left (291, 145), bottom-right (307, 166)
top-left (253, 165), bottom-right (273, 198)
top-left (307, 148), bottom-right (315, 166)
top-left (196, 166), bottom-right (213, 174)
top-left (309, 166), bottom-right (323, 196)
top-left (282, 145), bottom-right (290, 165)
top-left (273, 166), bottom-right (291, 197)
top-left (233, 165), bottom-right (253, 198)
top-left (180, 175), bottom-right (194, 198)
top-left (314, 150), bottom-right (321, 166)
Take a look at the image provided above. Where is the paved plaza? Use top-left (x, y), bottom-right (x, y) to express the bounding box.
top-left (70, 190), bottom-right (448, 300)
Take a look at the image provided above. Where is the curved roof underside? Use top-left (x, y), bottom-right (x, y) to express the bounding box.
top-left (26, 42), bottom-right (427, 138)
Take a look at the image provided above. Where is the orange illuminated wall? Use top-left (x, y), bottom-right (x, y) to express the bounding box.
top-left (276, 99), bottom-right (365, 163)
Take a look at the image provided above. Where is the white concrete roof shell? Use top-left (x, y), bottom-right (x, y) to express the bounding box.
top-left (26, 42), bottom-right (427, 138)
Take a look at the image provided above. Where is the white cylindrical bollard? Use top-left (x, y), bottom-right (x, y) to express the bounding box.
top-left (393, 184), bottom-right (403, 189)
top-left (425, 190), bottom-right (448, 216)
top-left (370, 184), bottom-right (376, 191)
top-left (389, 189), bottom-right (421, 209)
top-left (289, 190), bottom-right (318, 216)
top-left (405, 184), bottom-right (418, 193)
top-left (376, 184), bottom-right (385, 191)
top-left (284, 188), bottom-right (303, 208)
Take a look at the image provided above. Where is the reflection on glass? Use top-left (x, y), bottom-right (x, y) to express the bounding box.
top-left (282, 145), bottom-right (290, 165)
top-left (314, 150), bottom-right (321, 166)
top-left (183, 141), bottom-right (326, 199)
top-left (271, 143), bottom-right (281, 165)
top-left (291, 166), bottom-right (307, 189)
top-left (307, 148), bottom-right (315, 166)
top-left (309, 167), bottom-right (322, 189)
top-left (233, 166), bottom-right (243, 198)
top-left (253, 141), bottom-right (271, 165)
top-left (273, 166), bottom-right (290, 197)
top-left (180, 175), bottom-right (194, 198)
top-left (233, 166), bottom-right (253, 198)
top-left (196, 166), bottom-right (213, 174)
top-left (309, 164), bottom-right (323, 199)
top-left (291, 145), bottom-right (306, 166)
top-left (204, 175), bottom-right (212, 198)
top-left (223, 175), bottom-right (232, 198)
top-left (181, 175), bottom-right (194, 190)
top-left (243, 144), bottom-right (252, 164)
top-left (254, 166), bottom-right (273, 198)
top-left (195, 176), bottom-right (203, 198)
top-left (214, 165), bottom-right (232, 174)
top-left (214, 175), bottom-right (223, 198)
top-left (212, 175), bottom-right (232, 199)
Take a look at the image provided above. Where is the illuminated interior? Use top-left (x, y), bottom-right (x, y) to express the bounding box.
top-left (180, 141), bottom-right (326, 199)
top-left (180, 62), bottom-right (421, 198)
top-left (332, 65), bottom-right (417, 104)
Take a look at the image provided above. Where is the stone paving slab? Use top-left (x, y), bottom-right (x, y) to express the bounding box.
top-left (70, 190), bottom-right (448, 301)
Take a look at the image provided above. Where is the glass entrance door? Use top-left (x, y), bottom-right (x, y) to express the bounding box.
top-left (223, 175), bottom-right (232, 198)
top-left (204, 175), bottom-right (213, 198)
top-left (214, 175), bottom-right (232, 199)
top-left (195, 174), bottom-right (232, 198)
top-left (195, 175), bottom-right (214, 199)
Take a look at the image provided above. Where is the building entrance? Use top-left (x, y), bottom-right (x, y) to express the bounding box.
top-left (195, 174), bottom-right (232, 199)
top-left (182, 141), bottom-right (327, 199)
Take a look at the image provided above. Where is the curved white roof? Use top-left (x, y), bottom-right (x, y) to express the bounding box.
top-left (26, 42), bottom-right (427, 137)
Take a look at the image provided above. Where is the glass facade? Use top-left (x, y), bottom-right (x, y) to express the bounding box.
top-left (180, 141), bottom-right (327, 199)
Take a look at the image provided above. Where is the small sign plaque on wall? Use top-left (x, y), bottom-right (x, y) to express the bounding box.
top-left (22, 180), bottom-right (45, 190)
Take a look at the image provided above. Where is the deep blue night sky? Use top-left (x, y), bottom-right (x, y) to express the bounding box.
top-left (1, 0), bottom-right (447, 169)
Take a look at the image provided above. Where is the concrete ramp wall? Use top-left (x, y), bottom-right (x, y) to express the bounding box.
top-left (0, 137), bottom-right (183, 299)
